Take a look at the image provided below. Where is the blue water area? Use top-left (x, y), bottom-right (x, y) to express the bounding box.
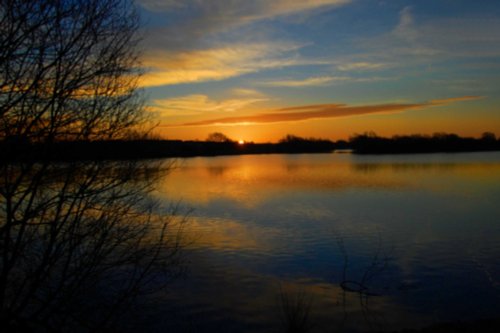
top-left (146, 152), bottom-right (500, 332)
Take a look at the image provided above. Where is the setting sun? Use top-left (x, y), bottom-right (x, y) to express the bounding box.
top-left (238, 140), bottom-right (245, 145)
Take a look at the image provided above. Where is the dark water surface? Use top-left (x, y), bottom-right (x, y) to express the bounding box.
top-left (151, 152), bottom-right (500, 332)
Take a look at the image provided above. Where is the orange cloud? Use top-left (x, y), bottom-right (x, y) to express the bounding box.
top-left (166, 96), bottom-right (484, 127)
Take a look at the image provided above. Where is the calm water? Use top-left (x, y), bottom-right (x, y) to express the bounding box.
top-left (150, 152), bottom-right (500, 332)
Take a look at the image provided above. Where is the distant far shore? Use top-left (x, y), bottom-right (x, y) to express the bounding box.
top-left (2, 132), bottom-right (500, 161)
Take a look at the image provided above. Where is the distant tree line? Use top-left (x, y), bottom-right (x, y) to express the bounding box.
top-left (277, 134), bottom-right (335, 153)
top-left (2, 131), bottom-right (499, 161)
top-left (0, 135), bottom-right (336, 160)
top-left (349, 132), bottom-right (500, 154)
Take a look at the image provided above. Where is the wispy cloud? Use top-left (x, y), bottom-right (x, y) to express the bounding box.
top-left (429, 95), bottom-right (484, 105)
top-left (231, 88), bottom-right (266, 97)
top-left (337, 62), bottom-right (388, 71)
top-left (138, 0), bottom-right (354, 87)
top-left (362, 7), bottom-right (440, 58)
top-left (150, 94), bottom-right (268, 116)
top-left (167, 95), bottom-right (483, 126)
top-left (139, 0), bottom-right (351, 51)
top-left (393, 6), bottom-right (418, 42)
top-left (139, 0), bottom-right (351, 20)
top-left (260, 76), bottom-right (339, 87)
top-left (140, 42), bottom-right (320, 87)
top-left (258, 75), bottom-right (394, 87)
top-left (360, 7), bottom-right (500, 61)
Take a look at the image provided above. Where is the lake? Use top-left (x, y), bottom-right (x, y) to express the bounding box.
top-left (149, 152), bottom-right (500, 332)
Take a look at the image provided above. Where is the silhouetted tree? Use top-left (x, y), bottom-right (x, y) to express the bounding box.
top-left (0, 0), bottom-right (145, 143)
top-left (279, 134), bottom-right (307, 143)
top-left (278, 134), bottom-right (334, 153)
top-left (481, 132), bottom-right (496, 142)
top-left (206, 132), bottom-right (233, 142)
top-left (0, 1), bottom-right (184, 331)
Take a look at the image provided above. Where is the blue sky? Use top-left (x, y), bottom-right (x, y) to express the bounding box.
top-left (136, 0), bottom-right (500, 142)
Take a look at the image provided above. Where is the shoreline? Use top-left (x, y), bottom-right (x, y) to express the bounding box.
top-left (2, 139), bottom-right (500, 161)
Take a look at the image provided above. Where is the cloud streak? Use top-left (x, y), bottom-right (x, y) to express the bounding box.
top-left (360, 7), bottom-right (500, 62)
top-left (140, 0), bottom-right (351, 51)
top-left (167, 96), bottom-right (483, 127)
top-left (138, 0), bottom-right (354, 87)
top-left (150, 94), bottom-right (268, 116)
top-left (259, 75), bottom-right (394, 87)
top-left (337, 62), bottom-right (388, 71)
top-left (140, 0), bottom-right (350, 20)
top-left (260, 76), bottom-right (338, 87)
top-left (140, 42), bottom-right (323, 87)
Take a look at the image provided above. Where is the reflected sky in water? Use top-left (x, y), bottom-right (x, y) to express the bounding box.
top-left (151, 152), bottom-right (500, 332)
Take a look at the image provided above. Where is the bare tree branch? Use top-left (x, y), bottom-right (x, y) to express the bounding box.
top-left (1, 1), bottom-right (185, 331)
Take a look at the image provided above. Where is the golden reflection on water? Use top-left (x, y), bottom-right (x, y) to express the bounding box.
top-left (154, 152), bottom-right (500, 332)
top-left (157, 154), bottom-right (411, 207)
top-left (157, 154), bottom-right (500, 212)
top-left (155, 153), bottom-right (500, 261)
top-left (156, 152), bottom-right (500, 270)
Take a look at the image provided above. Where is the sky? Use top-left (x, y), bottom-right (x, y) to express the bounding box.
top-left (136, 0), bottom-right (500, 142)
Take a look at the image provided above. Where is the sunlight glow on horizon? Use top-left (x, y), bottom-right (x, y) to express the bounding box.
top-left (139, 0), bottom-right (500, 142)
